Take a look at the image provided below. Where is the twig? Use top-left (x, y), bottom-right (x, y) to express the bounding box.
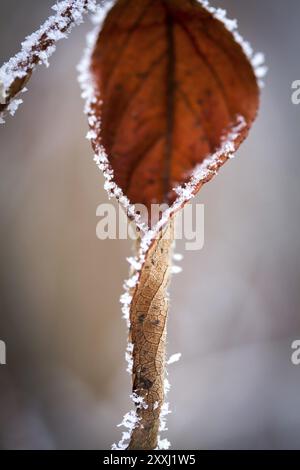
top-left (0, 0), bottom-right (98, 122)
top-left (128, 218), bottom-right (175, 450)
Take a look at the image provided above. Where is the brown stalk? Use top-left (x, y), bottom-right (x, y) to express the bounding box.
top-left (128, 218), bottom-right (175, 450)
top-left (0, 0), bottom-right (95, 115)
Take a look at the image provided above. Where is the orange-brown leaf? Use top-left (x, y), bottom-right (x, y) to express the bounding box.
top-left (90, 0), bottom-right (259, 217)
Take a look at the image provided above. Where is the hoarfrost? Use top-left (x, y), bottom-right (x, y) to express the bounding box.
top-left (124, 273), bottom-right (139, 290)
top-left (157, 436), bottom-right (171, 450)
top-left (164, 378), bottom-right (171, 395)
top-left (120, 291), bottom-right (132, 327)
top-left (167, 353), bottom-right (182, 365)
top-left (125, 342), bottom-right (134, 374)
top-left (117, 410), bottom-right (139, 430)
top-left (252, 52), bottom-right (265, 68)
top-left (173, 253), bottom-right (183, 262)
top-left (171, 265), bottom-right (182, 275)
top-left (0, 0), bottom-right (98, 123)
top-left (120, 292), bottom-right (132, 306)
top-left (130, 393), bottom-right (148, 410)
top-left (127, 257), bottom-right (142, 271)
top-left (86, 129), bottom-right (97, 140)
top-left (7, 99), bottom-right (23, 116)
top-left (159, 402), bottom-right (171, 432)
top-left (112, 409), bottom-right (139, 450)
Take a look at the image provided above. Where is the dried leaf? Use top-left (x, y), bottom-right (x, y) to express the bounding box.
top-left (89, 0), bottom-right (260, 219)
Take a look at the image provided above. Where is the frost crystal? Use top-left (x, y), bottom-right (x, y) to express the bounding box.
top-left (125, 342), bottom-right (134, 374)
top-left (120, 292), bottom-right (132, 306)
top-left (127, 257), bottom-right (142, 271)
top-left (113, 409), bottom-right (140, 450)
top-left (130, 393), bottom-right (148, 410)
top-left (157, 437), bottom-right (171, 450)
top-left (171, 265), bottom-right (182, 275)
top-left (7, 99), bottom-right (23, 116)
top-left (86, 129), bottom-right (97, 140)
top-left (120, 291), bottom-right (132, 328)
top-left (159, 402), bottom-right (171, 432)
top-left (167, 353), bottom-right (182, 365)
top-left (117, 410), bottom-right (139, 429)
top-left (173, 253), bottom-right (183, 262)
top-left (124, 273), bottom-right (139, 290)
top-left (164, 378), bottom-right (171, 395)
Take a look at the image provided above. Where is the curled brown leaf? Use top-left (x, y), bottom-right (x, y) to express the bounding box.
top-left (90, 0), bottom-right (259, 217)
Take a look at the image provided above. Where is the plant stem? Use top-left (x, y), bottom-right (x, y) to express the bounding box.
top-left (0, 0), bottom-right (96, 117)
top-left (128, 218), bottom-right (175, 450)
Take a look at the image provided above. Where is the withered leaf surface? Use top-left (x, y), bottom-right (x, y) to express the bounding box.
top-left (90, 0), bottom-right (259, 217)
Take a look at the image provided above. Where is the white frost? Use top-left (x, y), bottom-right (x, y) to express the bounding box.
top-left (173, 253), bottom-right (183, 262)
top-left (159, 402), bottom-right (171, 432)
top-left (157, 436), bottom-right (171, 450)
top-left (127, 257), bottom-right (142, 271)
top-left (171, 265), bottom-right (182, 275)
top-left (130, 392), bottom-right (148, 410)
top-left (113, 409), bottom-right (140, 450)
top-left (7, 99), bottom-right (23, 116)
top-left (167, 353), bottom-right (182, 365)
top-left (117, 410), bottom-right (139, 430)
top-left (0, 0), bottom-right (98, 123)
top-left (124, 273), bottom-right (139, 290)
top-left (125, 342), bottom-right (134, 375)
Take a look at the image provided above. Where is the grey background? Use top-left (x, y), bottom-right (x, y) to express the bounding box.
top-left (0, 0), bottom-right (300, 449)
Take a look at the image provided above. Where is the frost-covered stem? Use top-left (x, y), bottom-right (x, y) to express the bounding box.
top-left (128, 218), bottom-right (174, 450)
top-left (0, 0), bottom-right (98, 119)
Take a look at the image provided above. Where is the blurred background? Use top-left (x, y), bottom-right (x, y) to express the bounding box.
top-left (0, 0), bottom-right (300, 450)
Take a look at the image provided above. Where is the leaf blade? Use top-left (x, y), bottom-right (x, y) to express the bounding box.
top-left (88, 0), bottom-right (261, 224)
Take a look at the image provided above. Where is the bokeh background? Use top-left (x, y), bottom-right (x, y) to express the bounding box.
top-left (0, 0), bottom-right (300, 450)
